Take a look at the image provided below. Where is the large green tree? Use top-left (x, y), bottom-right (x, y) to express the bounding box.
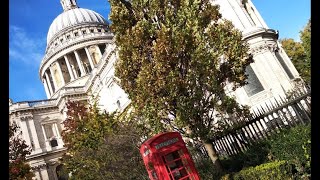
top-left (109, 0), bottom-right (252, 170)
top-left (60, 100), bottom-right (148, 180)
top-left (280, 20), bottom-right (311, 84)
top-left (300, 19), bottom-right (311, 84)
top-left (9, 122), bottom-right (35, 180)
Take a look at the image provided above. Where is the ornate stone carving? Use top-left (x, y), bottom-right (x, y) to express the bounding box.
top-left (250, 42), bottom-right (279, 55)
top-left (31, 163), bottom-right (48, 170)
top-left (20, 112), bottom-right (33, 121)
top-left (267, 43), bottom-right (279, 52)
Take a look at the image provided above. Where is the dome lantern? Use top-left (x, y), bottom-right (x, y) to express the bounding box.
top-left (60, 0), bottom-right (78, 11)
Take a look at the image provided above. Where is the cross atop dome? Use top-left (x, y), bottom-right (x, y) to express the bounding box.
top-left (60, 0), bottom-right (78, 11)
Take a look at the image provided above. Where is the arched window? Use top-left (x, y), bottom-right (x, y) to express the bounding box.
top-left (244, 65), bottom-right (264, 96)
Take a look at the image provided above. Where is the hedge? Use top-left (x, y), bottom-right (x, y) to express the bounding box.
top-left (232, 160), bottom-right (293, 180)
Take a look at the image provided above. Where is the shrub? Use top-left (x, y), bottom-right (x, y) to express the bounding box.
top-left (268, 124), bottom-right (311, 178)
top-left (221, 141), bottom-right (270, 172)
top-left (268, 124), bottom-right (311, 162)
top-left (232, 160), bottom-right (293, 180)
top-left (194, 158), bottom-right (225, 180)
top-left (190, 124), bottom-right (311, 179)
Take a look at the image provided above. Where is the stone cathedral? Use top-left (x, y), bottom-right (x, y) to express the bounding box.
top-left (9, 0), bottom-right (301, 179)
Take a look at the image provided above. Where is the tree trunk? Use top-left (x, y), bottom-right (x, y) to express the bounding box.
top-left (203, 141), bottom-right (224, 172)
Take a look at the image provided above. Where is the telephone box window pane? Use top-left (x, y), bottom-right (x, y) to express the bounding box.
top-left (244, 65), bottom-right (264, 96)
top-left (151, 170), bottom-right (158, 180)
top-left (163, 151), bottom-right (189, 180)
top-left (164, 151), bottom-right (180, 163)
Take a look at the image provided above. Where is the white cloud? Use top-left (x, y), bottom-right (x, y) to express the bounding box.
top-left (9, 25), bottom-right (46, 66)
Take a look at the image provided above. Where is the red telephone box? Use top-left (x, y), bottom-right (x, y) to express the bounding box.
top-left (140, 132), bottom-right (200, 180)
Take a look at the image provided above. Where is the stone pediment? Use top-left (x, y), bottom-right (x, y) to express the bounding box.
top-left (39, 116), bottom-right (58, 124)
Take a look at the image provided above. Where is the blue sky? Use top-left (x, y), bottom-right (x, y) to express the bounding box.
top-left (9, 0), bottom-right (310, 103)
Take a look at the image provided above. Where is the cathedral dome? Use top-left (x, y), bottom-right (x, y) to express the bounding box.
top-left (47, 8), bottom-right (107, 45)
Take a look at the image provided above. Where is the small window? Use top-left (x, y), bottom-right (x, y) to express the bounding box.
top-left (74, 32), bottom-right (79, 36)
top-left (60, 39), bottom-right (63, 43)
top-left (77, 69), bottom-right (81, 77)
top-left (82, 30), bottom-right (86, 34)
top-left (50, 139), bottom-right (58, 147)
top-left (116, 100), bottom-right (121, 109)
top-left (97, 29), bottom-right (101, 32)
top-left (90, 29), bottom-right (94, 33)
top-left (66, 35), bottom-right (70, 39)
top-left (55, 43), bottom-right (58, 46)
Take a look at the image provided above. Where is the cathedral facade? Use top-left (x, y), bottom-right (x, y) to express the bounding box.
top-left (9, 0), bottom-right (300, 179)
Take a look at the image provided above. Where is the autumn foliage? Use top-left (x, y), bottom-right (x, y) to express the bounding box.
top-left (109, 0), bottom-right (252, 170)
top-left (9, 122), bottom-right (35, 180)
top-left (60, 100), bottom-right (147, 179)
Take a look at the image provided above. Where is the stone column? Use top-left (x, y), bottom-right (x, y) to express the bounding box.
top-left (64, 55), bottom-right (75, 81)
top-left (28, 120), bottom-right (42, 153)
top-left (41, 125), bottom-right (51, 151)
top-left (53, 123), bottom-right (60, 137)
top-left (85, 47), bottom-right (95, 69)
top-left (71, 65), bottom-right (78, 78)
top-left (41, 125), bottom-right (47, 141)
top-left (96, 45), bottom-right (103, 57)
top-left (55, 61), bottom-right (65, 85)
top-left (40, 166), bottom-right (50, 180)
top-left (52, 165), bottom-right (59, 180)
top-left (42, 78), bottom-right (51, 98)
top-left (49, 66), bottom-right (58, 91)
top-left (33, 170), bottom-right (41, 180)
top-left (51, 124), bottom-right (57, 137)
top-left (19, 120), bottom-right (31, 148)
top-left (74, 50), bottom-right (86, 76)
top-left (45, 72), bottom-right (54, 95)
top-left (53, 123), bottom-right (64, 147)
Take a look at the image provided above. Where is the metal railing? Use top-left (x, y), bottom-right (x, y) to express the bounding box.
top-left (196, 86), bottom-right (311, 157)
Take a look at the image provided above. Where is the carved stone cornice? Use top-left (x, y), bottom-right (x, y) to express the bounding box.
top-left (31, 163), bottom-right (48, 170)
top-left (250, 42), bottom-right (279, 55)
top-left (47, 23), bottom-right (109, 51)
top-left (40, 36), bottom-right (113, 74)
top-left (19, 112), bottom-right (33, 121)
top-left (243, 28), bottom-right (278, 41)
top-left (10, 103), bottom-right (59, 114)
top-left (20, 115), bottom-right (33, 121)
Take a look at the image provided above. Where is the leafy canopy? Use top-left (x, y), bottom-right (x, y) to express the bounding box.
top-left (280, 20), bottom-right (311, 84)
top-left (110, 0), bottom-right (252, 141)
top-left (9, 122), bottom-right (35, 180)
top-left (60, 100), bottom-right (148, 180)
